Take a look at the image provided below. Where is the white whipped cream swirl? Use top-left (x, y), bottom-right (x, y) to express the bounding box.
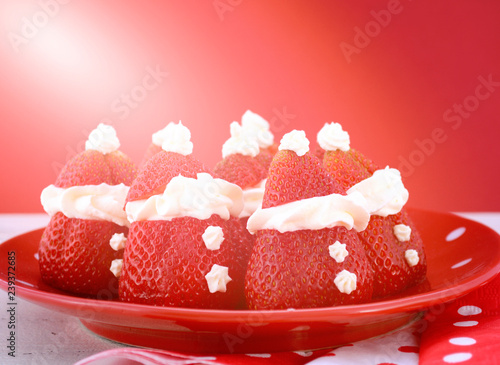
top-left (41, 183), bottom-right (130, 227)
top-left (317, 122), bottom-right (350, 152)
top-left (278, 130), bottom-right (309, 156)
top-left (347, 167), bottom-right (408, 217)
top-left (126, 173), bottom-right (243, 222)
top-left (85, 124), bottom-right (120, 154)
top-left (152, 121), bottom-right (193, 156)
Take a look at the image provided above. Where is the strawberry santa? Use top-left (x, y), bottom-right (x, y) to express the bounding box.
top-left (38, 124), bottom-right (137, 297)
top-left (245, 128), bottom-right (423, 309)
top-left (318, 122), bottom-right (427, 298)
top-left (119, 121), bottom-right (251, 309)
top-left (245, 130), bottom-right (375, 309)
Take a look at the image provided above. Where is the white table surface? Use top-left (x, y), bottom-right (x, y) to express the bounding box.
top-left (0, 212), bottom-right (499, 365)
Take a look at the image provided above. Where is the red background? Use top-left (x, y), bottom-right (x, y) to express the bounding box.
top-left (1, 0), bottom-right (499, 213)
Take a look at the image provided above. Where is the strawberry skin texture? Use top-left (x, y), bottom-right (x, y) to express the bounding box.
top-left (263, 151), bottom-right (336, 208)
top-left (119, 216), bottom-right (249, 309)
top-left (55, 150), bottom-right (114, 188)
top-left (55, 149), bottom-right (137, 188)
top-left (323, 149), bottom-right (370, 194)
top-left (127, 151), bottom-right (211, 202)
top-left (358, 215), bottom-right (412, 298)
top-left (391, 209), bottom-right (427, 288)
top-left (39, 212), bottom-right (127, 296)
top-left (349, 148), bottom-right (379, 175)
top-left (245, 227), bottom-right (373, 310)
top-left (105, 150), bottom-right (138, 186)
top-left (213, 153), bottom-right (267, 190)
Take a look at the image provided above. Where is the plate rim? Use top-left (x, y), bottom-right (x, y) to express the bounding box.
top-left (1, 208), bottom-right (499, 325)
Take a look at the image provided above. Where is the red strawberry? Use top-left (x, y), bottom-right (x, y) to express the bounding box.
top-left (213, 153), bottom-right (267, 190)
top-left (323, 149), bottom-right (370, 194)
top-left (391, 209), bottom-right (427, 288)
top-left (127, 152), bottom-right (210, 202)
top-left (245, 131), bottom-right (373, 309)
top-left (39, 213), bottom-right (127, 296)
top-left (349, 148), bottom-right (379, 175)
top-left (319, 123), bottom-right (425, 298)
top-left (120, 128), bottom-right (249, 308)
top-left (120, 215), bottom-right (248, 308)
top-left (105, 150), bottom-right (138, 186)
top-left (55, 150), bottom-right (114, 188)
top-left (357, 215), bottom-right (412, 297)
top-left (39, 125), bottom-right (137, 296)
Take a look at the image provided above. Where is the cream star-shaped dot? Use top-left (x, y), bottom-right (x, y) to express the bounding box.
top-left (404, 249), bottom-right (419, 267)
top-left (110, 259), bottom-right (123, 278)
top-left (334, 270), bottom-right (357, 294)
top-left (109, 233), bottom-right (127, 251)
top-left (202, 226), bottom-right (224, 250)
top-left (393, 224), bottom-right (411, 242)
top-left (205, 264), bottom-right (232, 293)
top-left (328, 241), bottom-right (349, 263)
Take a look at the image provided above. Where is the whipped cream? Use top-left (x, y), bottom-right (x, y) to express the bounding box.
top-left (334, 270), bottom-right (357, 294)
top-left (41, 183), bottom-right (130, 227)
top-left (347, 167), bottom-right (408, 217)
top-left (110, 259), bottom-right (123, 278)
top-left (222, 121), bottom-right (260, 158)
top-left (152, 121), bottom-right (193, 155)
top-left (239, 179), bottom-right (266, 218)
top-left (85, 124), bottom-right (120, 154)
top-left (202, 226), bottom-right (224, 251)
top-left (109, 233), bottom-right (127, 251)
top-left (205, 264), bottom-right (232, 293)
top-left (126, 173), bottom-right (243, 222)
top-left (241, 110), bottom-right (274, 149)
top-left (393, 224), bottom-right (411, 242)
top-left (317, 122), bottom-right (350, 152)
top-left (278, 130), bottom-right (309, 156)
top-left (329, 241), bottom-right (349, 263)
top-left (247, 191), bottom-right (370, 234)
top-left (404, 249), bottom-right (419, 267)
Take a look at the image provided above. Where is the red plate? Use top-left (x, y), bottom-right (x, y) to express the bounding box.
top-left (0, 208), bottom-right (499, 354)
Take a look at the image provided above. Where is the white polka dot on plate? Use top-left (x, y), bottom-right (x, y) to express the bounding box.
top-left (458, 305), bottom-right (482, 316)
top-left (453, 321), bottom-right (478, 327)
top-left (451, 258), bottom-right (472, 269)
top-left (443, 352), bottom-right (473, 363)
top-left (446, 227), bottom-right (466, 242)
top-left (449, 337), bottom-right (476, 346)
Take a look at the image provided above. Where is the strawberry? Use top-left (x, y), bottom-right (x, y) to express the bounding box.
top-left (39, 124), bottom-right (137, 296)
top-left (391, 209), bottom-right (427, 288)
top-left (39, 213), bottom-right (127, 296)
top-left (245, 130), bottom-right (373, 310)
top-left (357, 215), bottom-right (412, 297)
top-left (323, 149), bottom-right (370, 194)
top-left (349, 148), bottom-right (379, 175)
top-left (213, 153), bottom-right (267, 190)
top-left (120, 215), bottom-right (248, 308)
top-left (318, 122), bottom-right (426, 297)
top-left (55, 150), bottom-right (114, 188)
top-left (127, 152), bottom-right (210, 202)
top-left (120, 122), bottom-right (249, 309)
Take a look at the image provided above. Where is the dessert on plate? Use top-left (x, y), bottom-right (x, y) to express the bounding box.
top-left (38, 124), bottom-right (137, 296)
top-left (245, 130), bottom-right (375, 309)
top-left (37, 116), bottom-right (427, 310)
top-left (318, 122), bottom-right (427, 297)
top-left (119, 122), bottom-right (252, 309)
